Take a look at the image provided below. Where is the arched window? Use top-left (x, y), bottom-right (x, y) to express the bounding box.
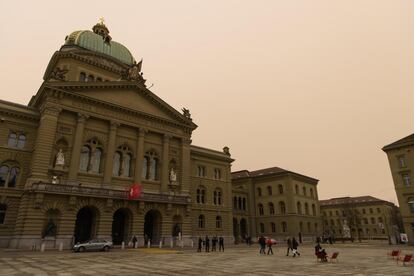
top-left (88, 74), bottom-right (94, 82)
top-left (307, 222), bottom-right (311, 233)
top-left (314, 223), bottom-right (318, 232)
top-left (282, 222), bottom-right (287, 233)
top-left (0, 204), bottom-right (6, 224)
top-left (216, 216), bottom-right (222, 228)
top-left (242, 198), bottom-right (246, 210)
top-left (258, 204), bottom-right (264, 216)
top-left (257, 187), bottom-right (262, 196)
top-left (96, 77), bottom-right (103, 82)
top-left (297, 202), bottom-right (302, 215)
top-left (279, 201), bottom-right (286, 214)
top-left (371, 217), bottom-right (376, 224)
top-left (142, 156), bottom-right (149, 179)
top-left (312, 204), bottom-right (316, 216)
top-left (302, 186), bottom-right (306, 196)
top-left (7, 133), bottom-right (17, 147)
top-left (330, 219), bottom-right (335, 226)
top-left (113, 152), bottom-right (121, 176)
top-left (217, 190), bottom-right (222, 205)
top-left (310, 188), bottom-right (314, 198)
top-left (299, 221), bottom-right (303, 232)
top-left (233, 197), bottom-right (238, 209)
top-left (295, 185), bottom-right (299, 194)
top-left (197, 187), bottom-right (206, 204)
top-left (238, 197), bottom-right (242, 210)
top-left (113, 145), bottom-right (132, 177)
top-left (79, 72), bottom-right (86, 81)
top-left (91, 148), bottom-right (102, 173)
top-left (17, 134), bottom-right (26, 149)
top-left (278, 184), bottom-right (284, 194)
top-left (269, 202), bottom-right (275, 215)
top-left (143, 151), bottom-right (159, 180)
top-left (0, 165), bottom-right (20, 188)
top-left (213, 191), bottom-right (218, 205)
top-left (198, 215), bottom-right (205, 228)
top-left (271, 222), bottom-right (276, 233)
top-left (304, 203), bottom-right (309, 215)
top-left (260, 223), bottom-right (265, 233)
top-left (267, 186), bottom-right (272, 195)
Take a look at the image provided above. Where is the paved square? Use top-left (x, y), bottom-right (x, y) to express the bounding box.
top-left (0, 243), bottom-right (413, 275)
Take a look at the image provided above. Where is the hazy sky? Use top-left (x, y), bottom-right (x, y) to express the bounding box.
top-left (1, 1), bottom-right (413, 204)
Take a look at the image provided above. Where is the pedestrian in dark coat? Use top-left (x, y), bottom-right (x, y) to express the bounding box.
top-left (197, 237), bottom-right (203, 252)
top-left (292, 238), bottom-right (300, 257)
top-left (286, 238), bottom-right (292, 256)
top-left (258, 236), bottom-right (266, 254)
top-left (212, 236), bottom-right (217, 252)
top-left (132, 236), bottom-right (138, 248)
top-left (205, 235), bottom-right (210, 252)
top-left (219, 237), bottom-right (224, 252)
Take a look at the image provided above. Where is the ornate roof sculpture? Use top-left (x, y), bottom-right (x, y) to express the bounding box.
top-left (64, 19), bottom-right (135, 66)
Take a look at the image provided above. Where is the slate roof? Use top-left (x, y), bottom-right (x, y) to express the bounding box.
top-left (231, 166), bottom-right (318, 183)
top-left (382, 133), bottom-right (414, 151)
top-left (319, 196), bottom-right (393, 207)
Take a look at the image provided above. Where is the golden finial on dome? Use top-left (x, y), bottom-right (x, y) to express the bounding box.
top-left (93, 18), bottom-right (111, 43)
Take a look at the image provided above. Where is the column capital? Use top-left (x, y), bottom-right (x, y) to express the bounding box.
top-left (164, 134), bottom-right (173, 142)
top-left (181, 137), bottom-right (192, 145)
top-left (110, 120), bottom-right (120, 130)
top-left (138, 128), bottom-right (148, 136)
top-left (77, 113), bottom-right (89, 123)
top-left (41, 105), bottom-right (62, 117)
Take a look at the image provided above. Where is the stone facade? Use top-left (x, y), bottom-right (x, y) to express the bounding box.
top-left (320, 196), bottom-right (402, 243)
top-left (383, 134), bottom-right (414, 244)
top-left (231, 167), bottom-right (321, 242)
top-left (0, 22), bottom-right (234, 249)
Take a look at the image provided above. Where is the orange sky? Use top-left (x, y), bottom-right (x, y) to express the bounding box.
top-left (1, 0), bottom-right (413, 204)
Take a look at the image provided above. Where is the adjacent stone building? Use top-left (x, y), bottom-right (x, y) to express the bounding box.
top-left (320, 196), bottom-right (401, 243)
top-left (0, 21), bottom-right (234, 249)
top-left (383, 134), bottom-right (414, 244)
top-left (232, 167), bottom-right (321, 242)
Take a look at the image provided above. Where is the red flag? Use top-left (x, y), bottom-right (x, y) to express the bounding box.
top-left (128, 184), bottom-right (142, 200)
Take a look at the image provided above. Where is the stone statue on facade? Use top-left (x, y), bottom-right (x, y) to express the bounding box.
top-left (182, 108), bottom-right (191, 119)
top-left (49, 67), bottom-right (68, 81)
top-left (169, 167), bottom-right (177, 183)
top-left (55, 149), bottom-right (65, 167)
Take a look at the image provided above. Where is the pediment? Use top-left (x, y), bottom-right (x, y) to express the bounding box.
top-left (40, 82), bottom-right (196, 129)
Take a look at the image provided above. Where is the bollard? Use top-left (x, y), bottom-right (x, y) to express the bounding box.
top-left (170, 239), bottom-right (173, 248)
top-left (59, 242), bottom-right (63, 251)
top-left (121, 241), bottom-right (125, 250)
top-left (159, 240), bottom-right (162, 248)
top-left (191, 240), bottom-right (194, 248)
top-left (147, 241), bottom-right (151, 248)
top-left (40, 243), bottom-right (45, 252)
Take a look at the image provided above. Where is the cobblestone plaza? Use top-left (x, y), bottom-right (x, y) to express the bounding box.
top-left (0, 243), bottom-right (413, 275)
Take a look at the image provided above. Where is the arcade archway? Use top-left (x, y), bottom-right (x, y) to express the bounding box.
top-left (112, 208), bottom-right (132, 245)
top-left (74, 206), bottom-right (99, 243)
top-left (144, 210), bottom-right (162, 244)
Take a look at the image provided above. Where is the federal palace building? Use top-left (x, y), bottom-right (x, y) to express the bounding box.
top-left (0, 21), bottom-right (323, 249)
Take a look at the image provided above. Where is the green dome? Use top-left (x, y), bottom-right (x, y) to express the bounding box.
top-left (64, 30), bottom-right (135, 65)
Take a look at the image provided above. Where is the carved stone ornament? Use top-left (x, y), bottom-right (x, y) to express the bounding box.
top-left (49, 67), bottom-right (68, 81)
top-left (55, 149), bottom-right (65, 167)
top-left (123, 60), bottom-right (145, 84)
top-left (181, 108), bottom-right (191, 119)
top-left (169, 167), bottom-right (177, 183)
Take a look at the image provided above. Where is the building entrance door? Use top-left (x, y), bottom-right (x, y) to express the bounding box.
top-left (74, 207), bottom-right (97, 243)
top-left (144, 210), bottom-right (162, 244)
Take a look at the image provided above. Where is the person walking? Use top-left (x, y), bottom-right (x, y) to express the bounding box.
top-left (258, 236), bottom-right (266, 254)
top-left (212, 236), bottom-right (217, 252)
top-left (219, 236), bottom-right (224, 252)
top-left (266, 238), bottom-right (274, 255)
top-left (205, 235), bottom-right (210, 252)
top-left (197, 237), bottom-right (203, 252)
top-left (292, 237), bottom-right (300, 257)
top-left (286, 238), bottom-right (292, 256)
top-left (132, 235), bottom-right (138, 248)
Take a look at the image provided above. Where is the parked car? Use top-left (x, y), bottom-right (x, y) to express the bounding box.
top-left (73, 239), bottom-right (113, 252)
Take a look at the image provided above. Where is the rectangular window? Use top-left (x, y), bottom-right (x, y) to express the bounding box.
top-left (398, 156), bottom-right (406, 168)
top-left (197, 166), bottom-right (206, 177)
top-left (402, 174), bottom-right (412, 186)
top-left (214, 168), bottom-right (221, 179)
top-left (260, 223), bottom-right (265, 233)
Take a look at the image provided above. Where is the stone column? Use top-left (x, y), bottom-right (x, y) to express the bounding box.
top-left (30, 105), bottom-right (61, 181)
top-left (67, 113), bottom-right (88, 182)
top-left (134, 128), bottom-right (146, 183)
top-left (180, 137), bottom-right (191, 194)
top-left (161, 134), bottom-right (171, 193)
top-left (103, 121), bottom-right (119, 186)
